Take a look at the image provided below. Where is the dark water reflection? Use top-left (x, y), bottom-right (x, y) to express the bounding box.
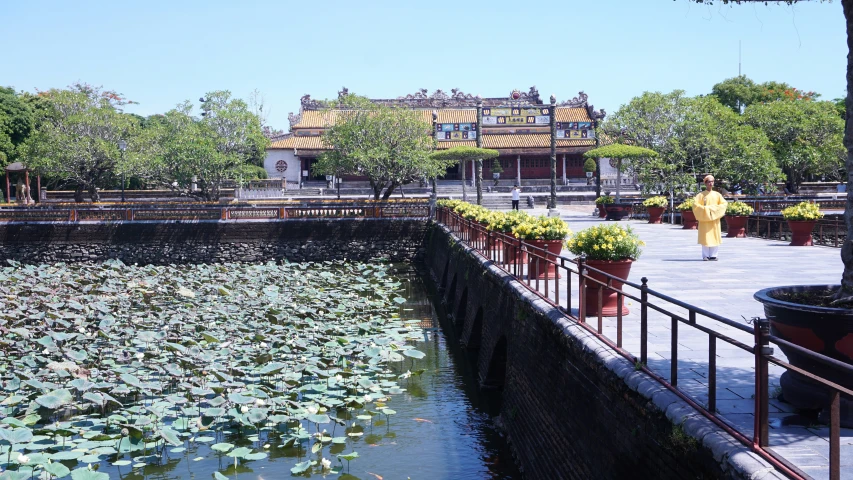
top-left (92, 265), bottom-right (521, 480)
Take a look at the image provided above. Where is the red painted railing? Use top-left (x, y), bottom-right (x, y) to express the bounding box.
top-left (0, 201), bottom-right (430, 222)
top-left (437, 207), bottom-right (851, 480)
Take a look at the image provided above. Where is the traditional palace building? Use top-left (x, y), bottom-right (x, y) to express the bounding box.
top-left (264, 87), bottom-right (606, 185)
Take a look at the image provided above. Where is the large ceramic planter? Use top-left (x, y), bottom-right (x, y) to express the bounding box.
top-left (597, 206), bottom-right (608, 218)
top-left (646, 207), bottom-right (665, 224)
top-left (787, 220), bottom-right (816, 246)
top-left (680, 210), bottom-right (698, 230)
top-left (724, 215), bottom-right (748, 238)
top-left (754, 285), bottom-right (853, 427)
top-left (503, 239), bottom-right (527, 265)
top-left (584, 259), bottom-right (633, 317)
top-left (604, 204), bottom-right (631, 221)
top-left (525, 239), bottom-right (563, 280)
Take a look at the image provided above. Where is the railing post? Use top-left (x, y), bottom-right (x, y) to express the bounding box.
top-left (708, 335), bottom-right (717, 414)
top-left (753, 318), bottom-right (771, 448)
top-left (577, 256), bottom-right (586, 323)
top-left (640, 276), bottom-right (648, 365)
top-left (830, 391), bottom-right (840, 480)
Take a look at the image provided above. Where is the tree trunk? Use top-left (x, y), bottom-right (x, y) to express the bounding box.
top-left (476, 159), bottom-right (483, 205)
top-left (370, 179), bottom-right (382, 200)
top-left (836, 0), bottom-right (853, 303)
top-left (74, 187), bottom-right (85, 203)
top-left (381, 181), bottom-right (399, 200)
top-left (88, 186), bottom-right (100, 203)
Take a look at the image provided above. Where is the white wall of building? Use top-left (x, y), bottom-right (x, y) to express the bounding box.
top-left (264, 150), bottom-right (300, 184)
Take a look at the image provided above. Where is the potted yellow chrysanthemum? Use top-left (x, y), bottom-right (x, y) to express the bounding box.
top-left (676, 198), bottom-right (697, 230)
top-left (781, 201), bottom-right (824, 246)
top-left (565, 224), bottom-right (644, 317)
top-left (642, 196), bottom-right (668, 224)
top-left (512, 216), bottom-right (571, 279)
top-left (487, 210), bottom-right (532, 264)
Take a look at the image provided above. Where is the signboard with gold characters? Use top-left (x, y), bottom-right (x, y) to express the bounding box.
top-left (556, 121), bottom-right (595, 139)
top-left (482, 107), bottom-right (550, 126)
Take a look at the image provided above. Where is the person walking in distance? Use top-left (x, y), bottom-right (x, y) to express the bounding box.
top-left (511, 185), bottom-right (521, 211)
top-left (692, 175), bottom-right (727, 261)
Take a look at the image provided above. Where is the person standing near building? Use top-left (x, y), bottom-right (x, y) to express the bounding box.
top-left (511, 185), bottom-right (521, 211)
top-left (692, 175), bottom-right (728, 261)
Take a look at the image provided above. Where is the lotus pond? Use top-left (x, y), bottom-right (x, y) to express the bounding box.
top-left (0, 261), bottom-right (519, 479)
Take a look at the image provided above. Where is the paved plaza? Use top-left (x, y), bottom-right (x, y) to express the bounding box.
top-left (491, 205), bottom-right (850, 479)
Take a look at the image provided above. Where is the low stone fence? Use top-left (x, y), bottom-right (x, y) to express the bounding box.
top-left (0, 219), bottom-right (427, 265)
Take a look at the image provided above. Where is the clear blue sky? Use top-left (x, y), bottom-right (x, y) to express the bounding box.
top-left (1, 0), bottom-right (845, 130)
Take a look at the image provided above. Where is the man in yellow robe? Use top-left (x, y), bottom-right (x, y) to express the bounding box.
top-left (692, 175), bottom-right (728, 261)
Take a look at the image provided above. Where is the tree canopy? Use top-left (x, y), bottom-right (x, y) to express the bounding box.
top-left (313, 96), bottom-right (447, 200)
top-left (430, 146), bottom-right (499, 163)
top-left (711, 75), bottom-right (819, 113)
top-left (132, 91), bottom-right (269, 201)
top-left (583, 144), bottom-right (658, 159)
top-left (22, 83), bottom-right (138, 202)
top-left (0, 87), bottom-right (35, 166)
top-left (744, 100), bottom-right (844, 193)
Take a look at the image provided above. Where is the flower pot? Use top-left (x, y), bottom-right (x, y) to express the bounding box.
top-left (646, 207), bottom-right (665, 224)
top-left (604, 204), bottom-right (631, 221)
top-left (754, 285), bottom-right (853, 427)
top-left (525, 239), bottom-right (563, 280)
top-left (597, 206), bottom-right (607, 218)
top-left (503, 239), bottom-right (527, 265)
top-left (787, 220), bottom-right (816, 246)
top-left (583, 259), bottom-right (633, 317)
top-left (680, 210), bottom-right (698, 229)
top-left (724, 215), bottom-right (748, 238)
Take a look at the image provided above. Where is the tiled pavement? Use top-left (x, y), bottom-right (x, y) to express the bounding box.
top-left (474, 206), bottom-right (852, 479)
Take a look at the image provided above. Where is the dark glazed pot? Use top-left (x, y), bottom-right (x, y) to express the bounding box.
top-left (680, 210), bottom-right (698, 229)
top-left (787, 220), bottom-right (816, 246)
top-left (597, 206), bottom-right (608, 218)
top-left (525, 240), bottom-right (563, 280)
top-left (646, 207), bottom-right (665, 224)
top-left (754, 285), bottom-right (853, 427)
top-left (724, 215), bottom-right (748, 238)
top-left (604, 204), bottom-right (631, 221)
top-left (584, 259), bottom-right (633, 317)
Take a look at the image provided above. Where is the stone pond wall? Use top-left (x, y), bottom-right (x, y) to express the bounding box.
top-left (424, 223), bottom-right (782, 480)
top-left (0, 219), bottom-right (427, 265)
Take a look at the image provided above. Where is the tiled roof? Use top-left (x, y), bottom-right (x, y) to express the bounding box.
top-left (483, 134), bottom-right (551, 149)
top-left (294, 109), bottom-right (435, 129)
top-left (556, 139), bottom-right (596, 147)
top-left (269, 137), bottom-right (295, 149)
top-left (435, 109), bottom-right (476, 124)
top-left (436, 141), bottom-right (477, 149)
top-left (555, 107), bottom-right (592, 123)
top-left (270, 131), bottom-right (596, 151)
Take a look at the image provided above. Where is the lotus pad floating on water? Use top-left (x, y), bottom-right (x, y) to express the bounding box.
top-left (0, 260), bottom-right (423, 478)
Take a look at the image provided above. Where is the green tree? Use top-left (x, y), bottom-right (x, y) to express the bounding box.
top-left (22, 83), bottom-right (138, 202)
top-left (133, 92), bottom-right (268, 201)
top-left (313, 97), bottom-right (444, 200)
top-left (0, 86), bottom-right (35, 167)
top-left (744, 100), bottom-right (844, 193)
top-left (600, 90), bottom-right (697, 194)
top-left (711, 75), bottom-right (819, 113)
top-left (678, 96), bottom-right (781, 194)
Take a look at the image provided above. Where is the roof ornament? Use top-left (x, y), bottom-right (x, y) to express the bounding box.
top-left (558, 91), bottom-right (589, 107)
top-left (337, 87), bottom-right (350, 100)
top-left (288, 111), bottom-right (302, 129)
top-left (300, 94), bottom-right (325, 110)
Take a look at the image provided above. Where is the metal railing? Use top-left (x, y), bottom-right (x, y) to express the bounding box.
top-left (437, 207), bottom-right (851, 480)
top-left (0, 201), bottom-right (431, 223)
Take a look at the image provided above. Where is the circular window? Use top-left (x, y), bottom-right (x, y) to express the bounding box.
top-left (275, 160), bottom-right (288, 173)
top-left (609, 158), bottom-right (619, 168)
